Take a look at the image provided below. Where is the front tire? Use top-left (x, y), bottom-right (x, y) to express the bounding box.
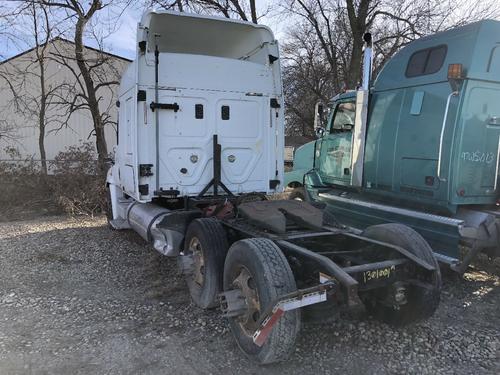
top-left (223, 238), bottom-right (300, 364)
top-left (104, 185), bottom-right (115, 228)
top-left (288, 187), bottom-right (305, 201)
top-left (361, 223), bottom-right (441, 326)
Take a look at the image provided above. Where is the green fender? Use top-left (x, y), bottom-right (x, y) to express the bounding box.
top-left (284, 168), bottom-right (309, 187)
top-left (284, 141), bottom-right (316, 187)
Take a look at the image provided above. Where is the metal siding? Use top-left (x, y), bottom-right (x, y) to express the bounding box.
top-left (0, 39), bottom-right (128, 168)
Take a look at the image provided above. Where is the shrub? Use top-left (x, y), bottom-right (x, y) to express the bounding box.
top-left (0, 142), bottom-right (108, 219)
top-left (0, 151), bottom-right (53, 220)
top-left (49, 142), bottom-right (108, 216)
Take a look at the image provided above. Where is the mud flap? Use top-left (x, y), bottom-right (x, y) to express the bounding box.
top-left (252, 275), bottom-right (335, 346)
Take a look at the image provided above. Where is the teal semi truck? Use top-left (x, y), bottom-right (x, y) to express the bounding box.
top-left (285, 20), bottom-right (500, 273)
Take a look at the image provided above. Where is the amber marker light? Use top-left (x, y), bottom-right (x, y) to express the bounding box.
top-left (448, 63), bottom-right (464, 80)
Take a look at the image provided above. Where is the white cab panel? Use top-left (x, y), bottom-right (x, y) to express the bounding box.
top-left (113, 10), bottom-right (284, 201)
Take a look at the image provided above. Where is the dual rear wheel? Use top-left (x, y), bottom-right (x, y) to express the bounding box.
top-left (179, 219), bottom-right (441, 364)
top-left (223, 238), bottom-right (300, 364)
top-left (180, 219), bottom-right (300, 364)
top-left (180, 218), bottom-right (228, 309)
top-left (360, 223), bottom-right (442, 325)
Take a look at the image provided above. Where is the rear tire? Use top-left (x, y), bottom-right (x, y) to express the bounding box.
top-left (223, 238), bottom-right (300, 364)
top-left (361, 223), bottom-right (441, 326)
top-left (181, 218), bottom-right (228, 309)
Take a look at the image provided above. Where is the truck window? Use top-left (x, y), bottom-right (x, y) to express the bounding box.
top-left (331, 102), bottom-right (356, 131)
top-left (405, 45), bottom-right (447, 77)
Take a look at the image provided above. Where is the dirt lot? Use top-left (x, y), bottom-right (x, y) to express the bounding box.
top-left (0, 215), bottom-right (498, 374)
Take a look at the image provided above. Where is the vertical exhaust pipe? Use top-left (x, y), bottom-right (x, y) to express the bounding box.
top-left (351, 32), bottom-right (373, 187)
top-left (361, 33), bottom-right (372, 91)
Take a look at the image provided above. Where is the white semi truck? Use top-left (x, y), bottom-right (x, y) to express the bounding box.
top-left (107, 10), bottom-right (442, 364)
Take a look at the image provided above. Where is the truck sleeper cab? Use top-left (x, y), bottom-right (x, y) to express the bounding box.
top-left (108, 10), bottom-right (284, 206)
top-left (286, 20), bottom-right (500, 270)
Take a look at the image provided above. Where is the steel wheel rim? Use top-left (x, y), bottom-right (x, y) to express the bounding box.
top-left (188, 236), bottom-right (204, 286)
top-left (232, 265), bottom-right (261, 337)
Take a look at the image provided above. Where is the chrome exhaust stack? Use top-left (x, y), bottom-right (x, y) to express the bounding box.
top-left (351, 32), bottom-right (373, 187)
top-left (361, 33), bottom-right (373, 91)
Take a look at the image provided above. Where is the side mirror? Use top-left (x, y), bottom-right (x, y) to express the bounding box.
top-left (315, 126), bottom-right (325, 138)
top-left (314, 101), bottom-right (325, 130)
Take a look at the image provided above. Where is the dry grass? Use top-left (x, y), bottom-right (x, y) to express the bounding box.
top-left (0, 143), bottom-right (107, 221)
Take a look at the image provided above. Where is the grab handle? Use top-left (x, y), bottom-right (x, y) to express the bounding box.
top-left (494, 136), bottom-right (500, 191)
top-left (150, 102), bottom-right (179, 112)
top-left (437, 91), bottom-right (459, 181)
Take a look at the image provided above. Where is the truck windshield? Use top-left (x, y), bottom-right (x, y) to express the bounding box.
top-left (331, 102), bottom-right (356, 131)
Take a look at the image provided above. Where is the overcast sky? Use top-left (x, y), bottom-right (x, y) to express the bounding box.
top-left (1, 1), bottom-right (499, 61)
top-left (0, 1), bottom-right (286, 61)
top-left (106, 2), bottom-right (287, 60)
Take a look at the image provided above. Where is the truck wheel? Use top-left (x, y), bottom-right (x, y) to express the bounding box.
top-left (223, 238), bottom-right (300, 364)
top-left (361, 223), bottom-right (441, 326)
top-left (181, 218), bottom-right (228, 309)
top-left (288, 187), bottom-right (305, 201)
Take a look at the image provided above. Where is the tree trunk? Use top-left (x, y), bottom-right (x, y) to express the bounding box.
top-left (74, 13), bottom-right (108, 170)
top-left (346, 0), bottom-right (370, 89)
top-left (250, 0), bottom-right (257, 24)
top-left (38, 113), bottom-right (47, 174)
top-left (176, 0), bottom-right (183, 12)
top-left (94, 124), bottom-right (108, 167)
top-left (347, 37), bottom-right (363, 88)
top-left (38, 55), bottom-right (48, 175)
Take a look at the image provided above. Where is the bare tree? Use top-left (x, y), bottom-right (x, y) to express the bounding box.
top-left (151, 0), bottom-right (263, 23)
top-left (0, 4), bottom-right (24, 144)
top-left (38, 0), bottom-right (110, 167)
top-left (0, 3), bottom-right (26, 59)
top-left (48, 37), bottom-right (122, 141)
top-left (282, 0), bottom-right (500, 136)
top-left (32, 3), bottom-right (51, 173)
top-left (0, 1), bottom-right (64, 173)
top-left (0, 119), bottom-right (17, 145)
top-left (282, 22), bottom-right (336, 137)
top-left (34, 0), bottom-right (131, 169)
top-left (0, 70), bottom-right (19, 144)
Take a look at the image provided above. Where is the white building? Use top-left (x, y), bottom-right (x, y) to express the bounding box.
top-left (0, 37), bottom-right (130, 169)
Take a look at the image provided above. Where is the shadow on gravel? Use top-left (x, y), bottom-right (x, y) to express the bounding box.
top-left (0, 218), bottom-right (498, 375)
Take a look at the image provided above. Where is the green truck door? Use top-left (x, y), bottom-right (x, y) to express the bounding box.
top-left (317, 101), bottom-right (356, 186)
top-left (453, 81), bottom-right (500, 201)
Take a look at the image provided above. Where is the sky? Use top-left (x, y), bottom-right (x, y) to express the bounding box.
top-left (1, 1), bottom-right (498, 62)
top-left (103, 1), bottom-right (287, 60)
top-left (0, 1), bottom-right (287, 61)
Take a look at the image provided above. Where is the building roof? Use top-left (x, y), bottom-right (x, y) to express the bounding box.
top-left (0, 36), bottom-right (132, 66)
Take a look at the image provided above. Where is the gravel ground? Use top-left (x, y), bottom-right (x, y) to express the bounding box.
top-left (0, 215), bottom-right (498, 374)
